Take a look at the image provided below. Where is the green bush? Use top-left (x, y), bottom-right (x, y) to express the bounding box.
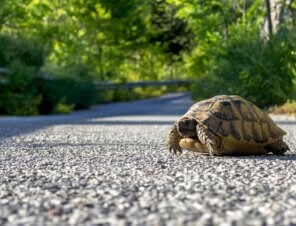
top-left (0, 92), bottom-right (41, 115)
top-left (99, 86), bottom-right (171, 103)
top-left (0, 66), bottom-right (42, 115)
top-left (32, 77), bottom-right (96, 114)
top-left (192, 28), bottom-right (296, 108)
top-left (0, 35), bottom-right (46, 70)
top-left (0, 35), bottom-right (47, 115)
top-left (52, 103), bottom-right (74, 114)
top-left (96, 90), bottom-right (115, 103)
top-left (0, 34), bottom-right (190, 115)
top-left (95, 85), bottom-right (184, 104)
top-left (0, 76), bottom-right (97, 115)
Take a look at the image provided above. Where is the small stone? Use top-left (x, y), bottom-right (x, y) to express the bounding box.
top-left (48, 207), bottom-right (63, 217)
top-left (68, 210), bottom-right (88, 224)
top-left (84, 203), bottom-right (95, 208)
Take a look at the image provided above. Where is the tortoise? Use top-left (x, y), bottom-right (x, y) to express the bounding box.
top-left (166, 95), bottom-right (289, 156)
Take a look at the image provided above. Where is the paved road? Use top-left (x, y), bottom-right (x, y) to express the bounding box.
top-left (0, 93), bottom-right (295, 226)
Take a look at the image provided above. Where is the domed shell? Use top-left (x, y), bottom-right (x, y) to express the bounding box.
top-left (186, 95), bottom-right (285, 144)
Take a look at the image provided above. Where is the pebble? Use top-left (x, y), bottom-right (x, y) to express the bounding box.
top-left (0, 93), bottom-right (295, 225)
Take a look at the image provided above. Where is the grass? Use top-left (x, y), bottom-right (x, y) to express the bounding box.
top-left (271, 101), bottom-right (296, 116)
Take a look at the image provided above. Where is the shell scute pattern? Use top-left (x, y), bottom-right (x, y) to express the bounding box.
top-left (190, 100), bottom-right (213, 112)
top-left (241, 121), bottom-right (252, 141)
top-left (230, 122), bottom-right (241, 140)
top-left (210, 100), bottom-right (238, 121)
top-left (216, 120), bottom-right (229, 137)
top-left (187, 95), bottom-right (285, 143)
top-left (232, 99), bottom-right (258, 123)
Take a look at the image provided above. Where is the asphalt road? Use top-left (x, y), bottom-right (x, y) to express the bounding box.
top-left (0, 92), bottom-right (295, 226)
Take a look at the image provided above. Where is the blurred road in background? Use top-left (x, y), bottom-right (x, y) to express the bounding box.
top-left (0, 93), bottom-right (295, 225)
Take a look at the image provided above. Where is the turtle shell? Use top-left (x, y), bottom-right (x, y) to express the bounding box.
top-left (185, 95), bottom-right (285, 144)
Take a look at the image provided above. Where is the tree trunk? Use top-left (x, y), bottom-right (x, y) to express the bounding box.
top-left (265, 0), bottom-right (273, 36)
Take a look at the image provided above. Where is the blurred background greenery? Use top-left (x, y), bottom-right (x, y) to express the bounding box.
top-left (0, 0), bottom-right (295, 115)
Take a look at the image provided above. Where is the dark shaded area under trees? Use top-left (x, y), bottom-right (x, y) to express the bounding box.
top-left (0, 0), bottom-right (295, 115)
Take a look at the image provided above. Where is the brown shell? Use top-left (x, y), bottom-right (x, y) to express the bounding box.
top-left (185, 95), bottom-right (286, 144)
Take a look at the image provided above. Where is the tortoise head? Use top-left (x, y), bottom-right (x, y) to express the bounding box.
top-left (177, 117), bottom-right (198, 138)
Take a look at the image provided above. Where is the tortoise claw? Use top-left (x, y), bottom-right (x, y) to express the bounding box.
top-left (175, 149), bottom-right (182, 156)
top-left (169, 148), bottom-right (182, 156)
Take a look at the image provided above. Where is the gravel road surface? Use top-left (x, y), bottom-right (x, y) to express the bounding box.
top-left (0, 92), bottom-right (295, 226)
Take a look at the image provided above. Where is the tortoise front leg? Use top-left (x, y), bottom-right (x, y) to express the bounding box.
top-left (196, 123), bottom-right (222, 156)
top-left (179, 138), bottom-right (208, 154)
top-left (166, 122), bottom-right (183, 156)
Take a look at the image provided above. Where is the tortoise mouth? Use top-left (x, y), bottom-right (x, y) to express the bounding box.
top-left (177, 118), bottom-right (198, 138)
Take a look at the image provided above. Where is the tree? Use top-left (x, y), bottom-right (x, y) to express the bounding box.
top-left (149, 0), bottom-right (194, 79)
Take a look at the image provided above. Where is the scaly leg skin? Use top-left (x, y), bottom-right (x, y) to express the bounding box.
top-left (196, 123), bottom-right (222, 156)
top-left (179, 138), bottom-right (208, 155)
top-left (265, 139), bottom-right (289, 155)
top-left (166, 123), bottom-right (184, 156)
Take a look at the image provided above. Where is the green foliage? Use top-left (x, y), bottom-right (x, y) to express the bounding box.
top-left (0, 91), bottom-right (41, 115)
top-left (0, 34), bottom-right (46, 70)
top-left (97, 87), bottom-right (166, 103)
top-left (0, 74), bottom-right (96, 115)
top-left (191, 26), bottom-right (296, 107)
top-left (0, 34), bottom-right (45, 115)
top-left (0, 80), bottom-right (41, 115)
top-left (0, 73), bottom-right (40, 115)
top-left (0, 34), bottom-right (97, 115)
top-left (0, 0), bottom-right (296, 115)
top-left (150, 0), bottom-right (193, 57)
top-left (52, 103), bottom-right (74, 114)
top-left (95, 86), bottom-right (186, 103)
top-left (33, 77), bottom-right (96, 114)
